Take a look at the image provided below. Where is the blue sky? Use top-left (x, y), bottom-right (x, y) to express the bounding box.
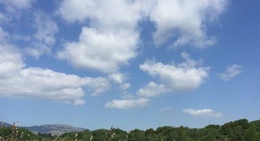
top-left (0, 0), bottom-right (259, 130)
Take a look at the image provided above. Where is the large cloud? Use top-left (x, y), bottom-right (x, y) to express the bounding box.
top-left (138, 53), bottom-right (209, 97)
top-left (0, 44), bottom-right (111, 105)
top-left (58, 0), bottom-right (227, 73)
top-left (150, 0), bottom-right (227, 48)
top-left (58, 27), bottom-right (138, 73)
top-left (0, 45), bottom-right (24, 79)
top-left (59, 0), bottom-right (144, 30)
top-left (58, 0), bottom-right (145, 73)
top-left (107, 53), bottom-right (210, 109)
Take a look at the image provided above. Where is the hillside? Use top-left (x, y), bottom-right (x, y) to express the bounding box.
top-left (24, 124), bottom-right (85, 136)
top-left (0, 121), bottom-right (12, 127)
top-left (0, 121), bottom-right (85, 136)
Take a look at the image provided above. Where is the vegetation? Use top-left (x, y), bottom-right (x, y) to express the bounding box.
top-left (1, 119), bottom-right (260, 141)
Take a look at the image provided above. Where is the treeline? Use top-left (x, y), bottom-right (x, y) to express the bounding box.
top-left (1, 119), bottom-right (260, 141)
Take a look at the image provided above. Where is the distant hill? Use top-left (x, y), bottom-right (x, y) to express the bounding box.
top-left (0, 121), bottom-right (85, 136)
top-left (0, 121), bottom-right (12, 127)
top-left (23, 124), bottom-right (86, 136)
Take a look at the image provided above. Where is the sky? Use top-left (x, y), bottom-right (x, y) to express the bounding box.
top-left (0, 0), bottom-right (259, 130)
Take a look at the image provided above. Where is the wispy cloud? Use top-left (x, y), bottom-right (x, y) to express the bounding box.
top-left (26, 11), bottom-right (58, 58)
top-left (105, 98), bottom-right (149, 109)
top-left (183, 108), bottom-right (222, 118)
top-left (220, 64), bottom-right (243, 81)
top-left (160, 107), bottom-right (173, 116)
top-left (109, 73), bottom-right (131, 90)
top-left (0, 0), bottom-right (34, 10)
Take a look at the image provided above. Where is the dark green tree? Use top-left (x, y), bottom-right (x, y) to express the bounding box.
top-left (128, 129), bottom-right (147, 141)
top-left (221, 119), bottom-right (249, 141)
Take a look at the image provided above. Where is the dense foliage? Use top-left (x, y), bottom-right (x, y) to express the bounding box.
top-left (0, 126), bottom-right (38, 140)
top-left (1, 119), bottom-right (260, 141)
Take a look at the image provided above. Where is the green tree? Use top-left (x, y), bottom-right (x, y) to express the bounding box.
top-left (0, 126), bottom-right (38, 140)
top-left (221, 119), bottom-right (249, 141)
top-left (128, 129), bottom-right (147, 141)
top-left (91, 129), bottom-right (110, 141)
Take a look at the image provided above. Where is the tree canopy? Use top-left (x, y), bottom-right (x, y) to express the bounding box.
top-left (1, 119), bottom-right (260, 141)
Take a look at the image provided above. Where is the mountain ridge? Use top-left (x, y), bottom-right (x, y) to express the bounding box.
top-left (0, 121), bottom-right (86, 136)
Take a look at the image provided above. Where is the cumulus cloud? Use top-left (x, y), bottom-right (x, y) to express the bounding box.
top-left (138, 82), bottom-right (167, 97)
top-left (0, 44), bottom-right (111, 105)
top-left (0, 44), bottom-right (24, 79)
top-left (58, 0), bottom-right (144, 73)
top-left (183, 108), bottom-right (222, 118)
top-left (59, 0), bottom-right (143, 30)
top-left (139, 52), bottom-right (209, 97)
top-left (58, 27), bottom-right (138, 73)
top-left (105, 98), bottom-right (149, 109)
top-left (58, 0), bottom-right (227, 73)
top-left (150, 0), bottom-right (227, 48)
top-left (220, 64), bottom-right (243, 81)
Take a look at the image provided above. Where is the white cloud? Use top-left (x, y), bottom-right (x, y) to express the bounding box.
top-left (84, 77), bottom-right (111, 96)
top-left (105, 98), bottom-right (149, 109)
top-left (0, 44), bottom-right (112, 105)
top-left (0, 44), bottom-right (24, 79)
top-left (0, 0), bottom-right (34, 10)
top-left (109, 73), bottom-right (131, 90)
top-left (139, 53), bottom-right (209, 97)
top-left (183, 108), bottom-right (222, 118)
top-left (26, 12), bottom-right (58, 58)
top-left (0, 28), bottom-right (9, 43)
top-left (220, 64), bottom-right (243, 81)
top-left (58, 0), bottom-right (94, 23)
top-left (59, 0), bottom-right (143, 31)
top-left (58, 27), bottom-right (138, 73)
top-left (138, 82), bottom-right (167, 97)
top-left (58, 0), bottom-right (145, 73)
top-left (0, 66), bottom-right (87, 105)
top-left (0, 3), bottom-right (58, 58)
top-left (57, 0), bottom-right (227, 73)
top-left (73, 99), bottom-right (85, 106)
top-left (149, 0), bottom-right (227, 48)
